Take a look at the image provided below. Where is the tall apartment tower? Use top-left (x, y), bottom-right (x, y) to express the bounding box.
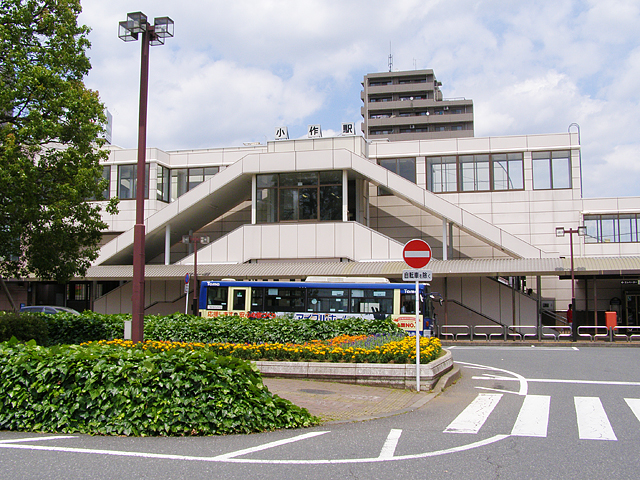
top-left (361, 69), bottom-right (474, 141)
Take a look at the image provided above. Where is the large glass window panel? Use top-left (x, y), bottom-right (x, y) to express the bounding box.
top-left (319, 185), bottom-right (342, 220)
top-left (256, 188), bottom-right (277, 223)
top-left (257, 174), bottom-right (278, 188)
top-left (427, 156), bottom-right (457, 193)
top-left (397, 158), bottom-right (416, 183)
top-left (508, 154), bottom-right (524, 190)
top-left (280, 172), bottom-right (318, 187)
top-left (299, 188), bottom-right (318, 220)
top-left (157, 165), bottom-right (169, 202)
top-left (171, 169), bottom-right (188, 201)
top-left (601, 215), bottom-right (617, 243)
top-left (532, 157), bottom-right (551, 190)
top-left (204, 167), bottom-right (219, 182)
top-left (619, 215), bottom-right (637, 243)
top-left (118, 165), bottom-right (135, 199)
top-left (493, 153), bottom-right (523, 191)
top-left (584, 216), bottom-right (600, 243)
top-left (188, 168), bottom-right (204, 190)
top-left (460, 155), bottom-right (489, 192)
top-left (551, 151), bottom-right (571, 189)
top-left (279, 189), bottom-right (297, 221)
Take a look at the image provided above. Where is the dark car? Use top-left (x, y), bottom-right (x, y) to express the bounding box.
top-left (19, 305), bottom-right (81, 315)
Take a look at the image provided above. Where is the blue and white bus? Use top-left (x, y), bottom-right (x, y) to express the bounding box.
top-left (198, 279), bottom-right (434, 332)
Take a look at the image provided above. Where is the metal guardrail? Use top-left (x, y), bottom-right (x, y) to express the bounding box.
top-left (472, 325), bottom-right (505, 340)
top-left (505, 325), bottom-right (538, 341)
top-left (438, 325), bottom-right (471, 340)
top-left (577, 325), bottom-right (610, 341)
top-left (612, 326), bottom-right (640, 341)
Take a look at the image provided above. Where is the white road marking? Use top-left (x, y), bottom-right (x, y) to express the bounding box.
top-left (458, 361), bottom-right (528, 396)
top-left (473, 376), bottom-right (640, 387)
top-left (449, 346), bottom-right (578, 352)
top-left (511, 395), bottom-right (550, 437)
top-left (212, 431), bottom-right (329, 459)
top-left (378, 429), bottom-right (402, 458)
top-left (444, 393), bottom-right (503, 434)
top-left (575, 397), bottom-right (617, 441)
top-left (0, 434), bottom-right (510, 464)
top-left (624, 398), bottom-right (640, 423)
top-left (0, 435), bottom-right (77, 444)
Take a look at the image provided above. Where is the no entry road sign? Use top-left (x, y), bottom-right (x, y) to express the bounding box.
top-left (403, 239), bottom-right (432, 269)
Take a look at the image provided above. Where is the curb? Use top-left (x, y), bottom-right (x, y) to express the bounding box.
top-left (255, 349), bottom-right (453, 391)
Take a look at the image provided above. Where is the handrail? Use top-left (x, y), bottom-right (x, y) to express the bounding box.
top-left (446, 298), bottom-right (507, 328)
top-left (612, 326), bottom-right (640, 341)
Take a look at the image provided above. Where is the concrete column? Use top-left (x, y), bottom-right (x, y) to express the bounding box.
top-left (165, 224), bottom-right (171, 265)
top-left (251, 174), bottom-right (257, 224)
top-left (342, 170), bottom-right (348, 222)
top-left (442, 218), bottom-right (448, 261)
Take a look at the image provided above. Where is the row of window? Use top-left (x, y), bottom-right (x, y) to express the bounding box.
top-left (426, 151), bottom-right (571, 193)
top-left (100, 164), bottom-right (220, 202)
top-left (584, 214), bottom-right (640, 243)
top-left (256, 171), bottom-right (343, 223)
top-left (370, 124), bottom-right (468, 135)
top-left (369, 94), bottom-right (431, 103)
top-left (369, 107), bottom-right (469, 119)
top-left (368, 77), bottom-right (430, 87)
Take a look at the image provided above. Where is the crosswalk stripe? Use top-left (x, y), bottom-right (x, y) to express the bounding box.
top-left (624, 398), bottom-right (640, 423)
top-left (511, 395), bottom-right (550, 437)
top-left (574, 397), bottom-right (617, 441)
top-left (378, 429), bottom-right (402, 458)
top-left (444, 393), bottom-right (503, 434)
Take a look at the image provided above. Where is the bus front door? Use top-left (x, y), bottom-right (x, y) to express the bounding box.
top-left (230, 287), bottom-right (250, 313)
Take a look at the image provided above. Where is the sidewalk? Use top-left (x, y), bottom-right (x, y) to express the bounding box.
top-left (263, 366), bottom-right (460, 424)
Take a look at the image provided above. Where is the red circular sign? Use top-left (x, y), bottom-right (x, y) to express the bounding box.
top-left (403, 239), bottom-right (432, 269)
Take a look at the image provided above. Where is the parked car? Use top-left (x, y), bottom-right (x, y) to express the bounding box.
top-left (19, 305), bottom-right (81, 315)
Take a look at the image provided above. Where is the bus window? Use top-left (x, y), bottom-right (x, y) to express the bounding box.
top-left (207, 286), bottom-right (228, 310)
top-left (264, 287), bottom-right (305, 312)
top-left (231, 288), bottom-right (248, 311)
top-left (400, 292), bottom-right (416, 314)
top-left (307, 288), bottom-right (349, 313)
top-left (351, 288), bottom-right (393, 315)
top-left (251, 287), bottom-right (264, 311)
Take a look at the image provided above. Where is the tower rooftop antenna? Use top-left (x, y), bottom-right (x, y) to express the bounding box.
top-left (388, 42), bottom-right (393, 72)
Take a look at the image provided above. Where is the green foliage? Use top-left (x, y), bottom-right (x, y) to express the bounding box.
top-left (44, 312), bottom-right (123, 345)
top-left (143, 313), bottom-right (404, 344)
top-left (0, 0), bottom-right (117, 282)
top-left (0, 341), bottom-right (318, 436)
top-left (0, 313), bottom-right (49, 345)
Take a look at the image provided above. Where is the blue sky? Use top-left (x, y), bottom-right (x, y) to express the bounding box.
top-left (79, 0), bottom-right (640, 198)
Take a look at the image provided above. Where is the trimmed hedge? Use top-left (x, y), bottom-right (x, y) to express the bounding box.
top-left (0, 311), bottom-right (404, 346)
top-left (0, 339), bottom-right (318, 436)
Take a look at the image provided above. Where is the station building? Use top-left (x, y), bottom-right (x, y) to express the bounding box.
top-left (4, 70), bottom-right (640, 335)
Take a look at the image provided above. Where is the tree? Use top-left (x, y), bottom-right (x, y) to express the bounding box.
top-left (0, 0), bottom-right (116, 284)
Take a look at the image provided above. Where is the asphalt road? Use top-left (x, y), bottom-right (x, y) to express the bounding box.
top-left (2, 345), bottom-right (640, 479)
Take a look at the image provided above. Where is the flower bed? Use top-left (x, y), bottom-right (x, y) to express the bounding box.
top-left (85, 334), bottom-right (442, 364)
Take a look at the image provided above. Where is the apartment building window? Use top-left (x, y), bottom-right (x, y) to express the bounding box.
top-left (256, 171), bottom-right (342, 223)
top-left (93, 165), bottom-right (111, 200)
top-left (584, 214), bottom-right (640, 243)
top-left (370, 129), bottom-right (393, 136)
top-left (532, 151), bottom-right (571, 190)
top-left (118, 164), bottom-right (149, 199)
top-left (378, 158), bottom-right (416, 196)
top-left (157, 165), bottom-right (169, 202)
top-left (427, 156), bottom-right (457, 193)
top-left (170, 167), bottom-right (219, 201)
top-left (460, 154), bottom-right (490, 192)
top-left (370, 96), bottom-right (392, 103)
top-left (493, 153), bottom-right (524, 191)
top-left (369, 79), bottom-right (392, 86)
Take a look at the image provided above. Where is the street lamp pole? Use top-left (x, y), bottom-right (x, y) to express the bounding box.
top-left (182, 235), bottom-right (210, 315)
top-left (556, 226), bottom-right (587, 341)
top-left (119, 13), bottom-right (174, 343)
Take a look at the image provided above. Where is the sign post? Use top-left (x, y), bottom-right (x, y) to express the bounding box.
top-left (184, 273), bottom-right (190, 314)
top-left (402, 239), bottom-right (433, 392)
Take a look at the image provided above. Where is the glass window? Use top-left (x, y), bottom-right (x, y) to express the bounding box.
top-left (206, 286), bottom-right (228, 310)
top-left (532, 151), bottom-right (571, 190)
top-left (157, 165), bottom-right (169, 202)
top-left (118, 164), bottom-right (149, 199)
top-left (350, 288), bottom-right (393, 315)
top-left (584, 216), bottom-right (600, 243)
top-left (307, 288), bottom-right (349, 313)
top-left (378, 158), bottom-right (416, 196)
top-left (263, 287), bottom-right (305, 312)
top-left (427, 156), bottom-right (457, 193)
top-left (101, 166), bottom-right (111, 200)
top-left (171, 169), bottom-right (188, 202)
top-left (601, 215), bottom-right (617, 243)
top-left (256, 171), bottom-right (341, 223)
top-left (619, 215), bottom-right (637, 243)
top-left (492, 153), bottom-right (523, 191)
top-left (459, 155), bottom-right (490, 192)
top-left (188, 168), bottom-right (204, 190)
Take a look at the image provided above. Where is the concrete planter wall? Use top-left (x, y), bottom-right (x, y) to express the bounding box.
top-left (254, 349), bottom-right (453, 391)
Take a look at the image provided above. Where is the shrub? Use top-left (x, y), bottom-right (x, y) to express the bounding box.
top-left (0, 339), bottom-right (318, 436)
top-left (0, 313), bottom-right (49, 345)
